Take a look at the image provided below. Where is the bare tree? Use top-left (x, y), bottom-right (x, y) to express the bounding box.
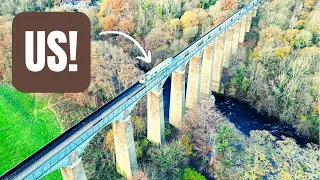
top-left (185, 101), bottom-right (226, 170)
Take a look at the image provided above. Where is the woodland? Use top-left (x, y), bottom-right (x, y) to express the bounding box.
top-left (0, 0), bottom-right (319, 179)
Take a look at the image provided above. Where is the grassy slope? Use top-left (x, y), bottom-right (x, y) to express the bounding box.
top-left (0, 85), bottom-right (62, 179)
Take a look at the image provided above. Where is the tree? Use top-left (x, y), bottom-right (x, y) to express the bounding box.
top-left (180, 11), bottom-right (199, 28)
top-left (145, 25), bottom-right (172, 61)
top-left (99, 0), bottom-right (129, 15)
top-left (306, 9), bottom-right (320, 33)
top-left (99, 0), bottom-right (135, 37)
top-left (131, 116), bottom-right (147, 139)
top-left (182, 0), bottom-right (200, 11)
top-left (0, 0), bottom-right (20, 16)
top-left (208, 3), bottom-right (223, 24)
top-left (183, 168), bottom-right (206, 180)
top-left (171, 39), bottom-right (188, 54)
top-left (220, 0), bottom-right (238, 10)
top-left (238, 0), bottom-right (251, 8)
top-left (146, 140), bottom-right (188, 179)
top-left (133, 0), bottom-right (155, 36)
top-left (190, 102), bottom-right (225, 162)
top-left (303, 0), bottom-right (316, 10)
top-left (274, 46), bottom-right (291, 59)
top-left (82, 128), bottom-right (122, 179)
top-left (274, 137), bottom-right (305, 179)
top-left (48, 0), bottom-right (53, 8)
top-left (238, 131), bottom-right (277, 179)
top-left (295, 30), bottom-right (312, 48)
top-left (89, 41), bottom-right (143, 103)
top-left (103, 14), bottom-right (117, 31)
top-left (169, 18), bottom-right (181, 37)
top-left (183, 26), bottom-right (199, 42)
top-left (105, 129), bottom-right (115, 153)
top-left (182, 102), bottom-right (228, 176)
top-left (81, 7), bottom-right (103, 40)
top-left (283, 29), bottom-right (299, 46)
top-left (0, 17), bottom-right (11, 83)
top-left (194, 8), bottom-right (210, 33)
top-left (213, 123), bottom-right (245, 179)
top-left (208, 0), bottom-right (217, 6)
top-left (212, 126), bottom-right (320, 180)
top-left (118, 20), bottom-right (135, 33)
top-left (224, 0), bottom-right (320, 142)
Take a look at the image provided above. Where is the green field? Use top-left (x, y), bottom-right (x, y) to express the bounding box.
top-left (0, 85), bottom-right (62, 179)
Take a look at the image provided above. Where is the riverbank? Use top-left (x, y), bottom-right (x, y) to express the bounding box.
top-left (214, 94), bottom-right (312, 146)
top-left (162, 78), bottom-right (313, 146)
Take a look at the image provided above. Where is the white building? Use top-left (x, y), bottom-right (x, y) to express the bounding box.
top-left (59, 0), bottom-right (93, 9)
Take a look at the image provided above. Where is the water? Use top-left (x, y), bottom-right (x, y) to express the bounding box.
top-left (162, 77), bottom-right (310, 146)
top-left (214, 94), bottom-right (309, 146)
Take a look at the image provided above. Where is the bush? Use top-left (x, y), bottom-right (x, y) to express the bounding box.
top-left (165, 123), bottom-right (178, 141)
top-left (183, 168), bottom-right (206, 180)
top-left (274, 46), bottom-right (291, 59)
top-left (146, 140), bottom-right (188, 179)
top-left (135, 138), bottom-right (151, 160)
top-left (132, 115), bottom-right (147, 139)
top-left (83, 128), bottom-right (122, 179)
top-left (183, 26), bottom-right (199, 42)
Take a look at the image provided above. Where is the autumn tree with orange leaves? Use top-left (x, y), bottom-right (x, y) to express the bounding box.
top-left (100, 0), bottom-right (135, 34)
top-left (220, 0), bottom-right (238, 10)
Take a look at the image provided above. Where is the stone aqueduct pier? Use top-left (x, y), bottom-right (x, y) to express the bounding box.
top-left (1, 1), bottom-right (261, 180)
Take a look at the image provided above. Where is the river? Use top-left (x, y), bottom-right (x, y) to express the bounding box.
top-left (162, 78), bottom-right (310, 146)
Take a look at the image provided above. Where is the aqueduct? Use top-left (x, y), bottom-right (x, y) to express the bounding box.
top-left (1, 0), bottom-right (261, 179)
